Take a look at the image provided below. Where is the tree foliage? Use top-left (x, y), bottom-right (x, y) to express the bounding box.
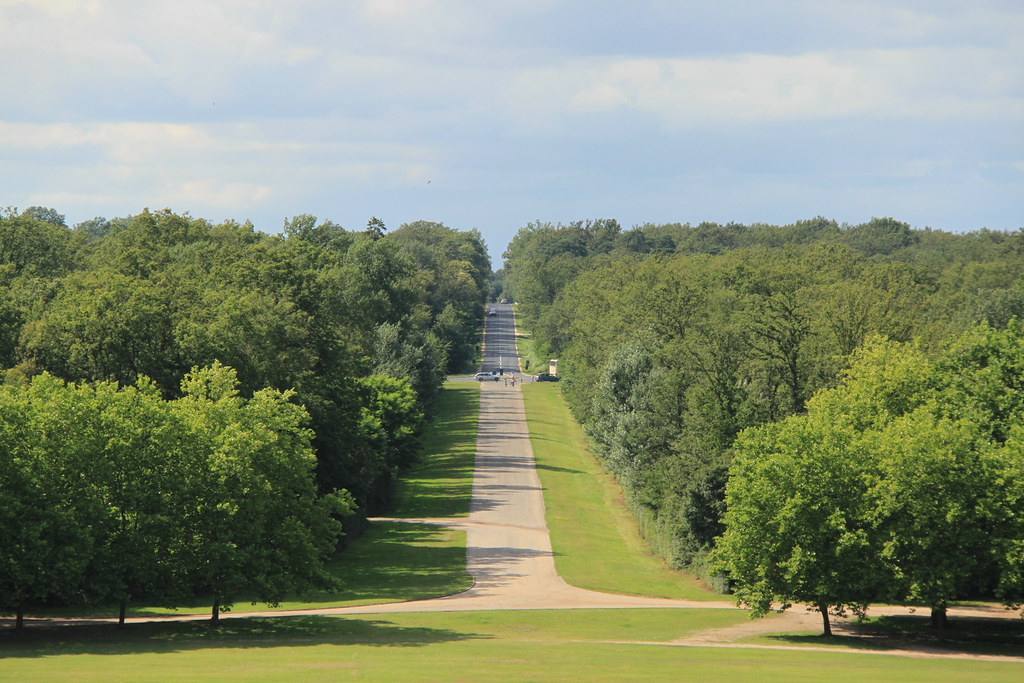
top-left (0, 366), bottom-right (347, 625)
top-left (502, 215), bottom-right (1024, 595)
top-left (716, 331), bottom-right (1024, 630)
top-left (0, 206), bottom-right (490, 624)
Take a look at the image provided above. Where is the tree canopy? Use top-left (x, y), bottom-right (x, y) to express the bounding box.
top-left (0, 206), bottom-right (490, 624)
top-left (502, 215), bottom-right (1024, 608)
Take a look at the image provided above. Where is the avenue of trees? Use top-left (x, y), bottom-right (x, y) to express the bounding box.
top-left (502, 216), bottom-right (1024, 623)
top-left (0, 207), bottom-right (490, 624)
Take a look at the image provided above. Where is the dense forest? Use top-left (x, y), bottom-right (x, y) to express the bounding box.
top-left (0, 206), bottom-right (490, 625)
top-left (502, 216), bottom-right (1024, 627)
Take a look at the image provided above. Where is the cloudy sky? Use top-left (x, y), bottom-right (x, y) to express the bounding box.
top-left (2, 0), bottom-right (1022, 263)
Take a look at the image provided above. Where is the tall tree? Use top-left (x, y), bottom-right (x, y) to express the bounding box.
top-left (714, 412), bottom-right (887, 635)
top-left (173, 363), bottom-right (348, 624)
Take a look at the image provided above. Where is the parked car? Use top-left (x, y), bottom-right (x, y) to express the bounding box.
top-left (475, 372), bottom-right (500, 381)
top-left (536, 372), bottom-right (560, 382)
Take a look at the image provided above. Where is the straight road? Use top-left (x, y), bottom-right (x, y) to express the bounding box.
top-left (348, 303), bottom-right (721, 613)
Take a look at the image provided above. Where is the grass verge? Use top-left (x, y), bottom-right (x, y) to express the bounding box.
top-left (513, 326), bottom-right (549, 374)
top-left (520, 382), bottom-right (720, 601)
top-left (391, 381), bottom-right (479, 518)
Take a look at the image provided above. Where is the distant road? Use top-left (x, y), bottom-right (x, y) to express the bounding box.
top-left (481, 302), bottom-right (519, 376)
top-left (446, 302), bottom-right (522, 381)
top-left (349, 303), bottom-right (714, 613)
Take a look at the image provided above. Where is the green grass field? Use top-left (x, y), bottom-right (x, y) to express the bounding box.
top-left (391, 381), bottom-right (479, 518)
top-left (3, 610), bottom-right (1022, 682)
top-left (521, 382), bottom-right (719, 601)
top-left (739, 612), bottom-right (1024, 657)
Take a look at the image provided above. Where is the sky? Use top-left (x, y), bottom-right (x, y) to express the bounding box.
top-left (2, 0), bottom-right (1022, 266)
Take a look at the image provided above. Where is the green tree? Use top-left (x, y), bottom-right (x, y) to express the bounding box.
top-left (0, 212), bottom-right (76, 277)
top-left (866, 409), bottom-right (998, 629)
top-left (714, 413), bottom-right (886, 635)
top-left (173, 363), bottom-right (348, 624)
top-left (20, 206), bottom-right (66, 227)
top-left (365, 216), bottom-right (387, 241)
top-left (0, 378), bottom-right (93, 628)
top-left (23, 270), bottom-right (180, 390)
top-left (80, 377), bottom-right (194, 625)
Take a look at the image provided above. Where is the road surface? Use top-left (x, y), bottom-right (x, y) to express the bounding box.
top-left (352, 302), bottom-right (714, 613)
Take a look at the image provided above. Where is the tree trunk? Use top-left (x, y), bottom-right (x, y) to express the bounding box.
top-left (930, 605), bottom-right (948, 632)
top-left (118, 599), bottom-right (127, 628)
top-left (15, 608), bottom-right (24, 631)
top-left (818, 603), bottom-right (832, 636)
top-left (211, 596), bottom-right (220, 626)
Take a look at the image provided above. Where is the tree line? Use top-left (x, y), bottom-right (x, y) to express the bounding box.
top-left (0, 206), bottom-right (490, 625)
top-left (715, 327), bottom-right (1024, 633)
top-left (501, 216), bottom-right (1024, 623)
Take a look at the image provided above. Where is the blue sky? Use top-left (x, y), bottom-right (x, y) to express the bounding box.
top-left (2, 0), bottom-right (1022, 265)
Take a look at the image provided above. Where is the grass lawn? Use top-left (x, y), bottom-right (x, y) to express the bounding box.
top-left (3, 610), bottom-right (1022, 682)
top-left (391, 381), bottom-right (479, 518)
top-left (520, 382), bottom-right (720, 601)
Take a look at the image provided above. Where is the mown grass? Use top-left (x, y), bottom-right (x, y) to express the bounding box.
top-left (391, 380), bottom-right (479, 518)
top-left (512, 326), bottom-right (550, 375)
top-left (520, 382), bottom-right (720, 601)
top-left (3, 610), bottom-right (1023, 682)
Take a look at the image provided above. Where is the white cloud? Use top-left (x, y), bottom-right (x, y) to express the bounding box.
top-left (545, 46), bottom-right (1024, 128)
top-left (0, 1), bottom-right (1020, 242)
top-left (0, 117), bottom-right (442, 221)
top-left (174, 180), bottom-right (272, 207)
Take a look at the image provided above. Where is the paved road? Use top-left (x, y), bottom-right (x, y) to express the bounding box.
top-left (345, 303), bottom-right (723, 613)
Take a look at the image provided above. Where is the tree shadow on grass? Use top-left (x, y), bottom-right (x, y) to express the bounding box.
top-left (861, 614), bottom-right (1024, 642)
top-left (759, 633), bottom-right (893, 651)
top-left (303, 523), bottom-right (472, 604)
top-left (391, 485), bottom-right (474, 518)
top-left (534, 463), bottom-right (585, 474)
top-left (0, 615), bottom-right (489, 659)
top-left (762, 614), bottom-right (1024, 657)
